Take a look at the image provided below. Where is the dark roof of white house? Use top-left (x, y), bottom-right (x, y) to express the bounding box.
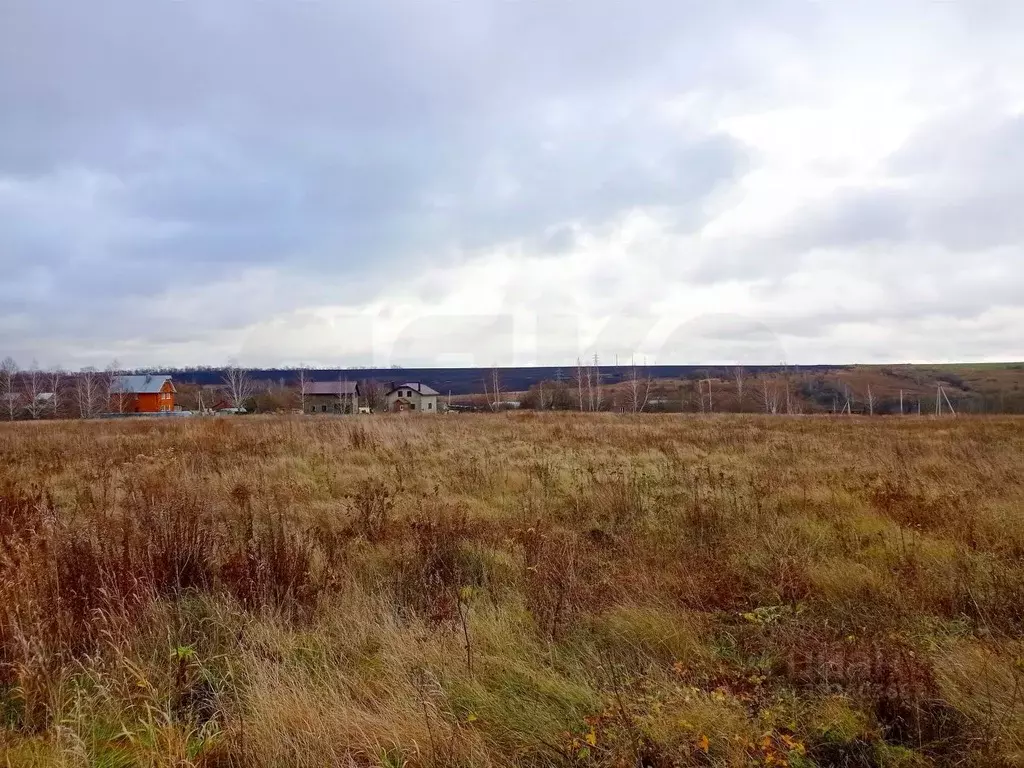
top-left (386, 382), bottom-right (440, 396)
top-left (306, 381), bottom-right (360, 396)
top-left (111, 374), bottom-right (175, 394)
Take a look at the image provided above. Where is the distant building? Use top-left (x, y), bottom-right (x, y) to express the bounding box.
top-left (110, 374), bottom-right (176, 413)
top-left (384, 382), bottom-right (440, 413)
top-left (305, 381), bottom-right (361, 414)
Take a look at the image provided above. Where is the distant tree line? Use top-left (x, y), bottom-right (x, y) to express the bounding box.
top-left (0, 357), bottom-right (399, 420)
top-left (2, 356), bottom-right (1022, 420)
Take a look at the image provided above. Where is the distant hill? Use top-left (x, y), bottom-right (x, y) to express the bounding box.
top-left (144, 362), bottom-right (1024, 414)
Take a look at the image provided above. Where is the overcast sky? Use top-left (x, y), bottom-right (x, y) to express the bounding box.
top-left (2, 0), bottom-right (1022, 369)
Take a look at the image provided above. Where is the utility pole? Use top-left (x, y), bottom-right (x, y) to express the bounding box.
top-left (941, 386), bottom-right (957, 416)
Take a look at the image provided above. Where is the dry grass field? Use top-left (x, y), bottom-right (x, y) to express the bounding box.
top-left (2, 414), bottom-right (1024, 767)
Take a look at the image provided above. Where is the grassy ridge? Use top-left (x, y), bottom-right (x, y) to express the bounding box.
top-left (2, 414), bottom-right (1024, 766)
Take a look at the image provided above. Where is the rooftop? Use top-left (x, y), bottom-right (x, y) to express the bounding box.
top-left (387, 382), bottom-right (440, 396)
top-left (110, 374), bottom-right (175, 394)
top-left (306, 381), bottom-right (360, 396)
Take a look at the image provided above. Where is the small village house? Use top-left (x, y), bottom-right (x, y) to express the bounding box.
top-left (305, 381), bottom-right (361, 414)
top-left (384, 382), bottom-right (440, 413)
top-left (110, 374), bottom-right (176, 413)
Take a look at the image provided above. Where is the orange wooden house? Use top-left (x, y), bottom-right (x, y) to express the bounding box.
top-left (110, 374), bottom-right (176, 413)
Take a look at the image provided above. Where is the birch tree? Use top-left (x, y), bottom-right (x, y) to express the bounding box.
top-left (574, 356), bottom-right (603, 412)
top-left (760, 375), bottom-right (780, 415)
top-left (337, 377), bottom-right (356, 414)
top-left (576, 358), bottom-right (585, 411)
top-left (75, 368), bottom-right (104, 419)
top-left (1, 357), bottom-right (19, 420)
top-left (482, 366), bottom-right (502, 411)
top-left (297, 368), bottom-right (309, 413)
top-left (22, 361), bottom-right (48, 419)
top-left (626, 356), bottom-right (652, 413)
top-left (48, 368), bottom-right (64, 418)
top-left (222, 366), bottom-right (254, 411)
top-left (107, 360), bottom-right (132, 414)
top-left (361, 379), bottom-right (384, 412)
top-left (734, 366), bottom-right (745, 412)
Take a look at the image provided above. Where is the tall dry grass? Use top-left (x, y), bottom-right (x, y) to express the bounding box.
top-left (1, 413), bottom-right (1023, 766)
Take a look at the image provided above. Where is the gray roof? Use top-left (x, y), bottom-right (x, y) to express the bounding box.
top-left (111, 374), bottom-right (174, 394)
top-left (387, 382), bottom-right (440, 396)
top-left (306, 380), bottom-right (360, 396)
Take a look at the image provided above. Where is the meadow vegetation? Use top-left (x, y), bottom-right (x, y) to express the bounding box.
top-left (1, 413), bottom-right (1024, 767)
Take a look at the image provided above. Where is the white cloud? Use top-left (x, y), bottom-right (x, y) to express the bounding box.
top-left (0, 0), bottom-right (1022, 368)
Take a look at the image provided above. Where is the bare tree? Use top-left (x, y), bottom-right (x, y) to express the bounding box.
top-left (867, 385), bottom-right (875, 416)
top-left (361, 379), bottom-right (385, 412)
top-left (626, 356), bottom-right (652, 413)
top-left (576, 358), bottom-right (585, 411)
top-left (297, 368), bottom-right (310, 413)
top-left (492, 366), bottom-right (502, 410)
top-left (22, 361), bottom-right (48, 420)
top-left (760, 375), bottom-right (780, 415)
top-left (482, 365), bottom-right (502, 411)
top-left (75, 368), bottom-right (104, 419)
top-left (48, 368), bottom-right (64, 418)
top-left (106, 360), bottom-right (133, 414)
top-left (782, 364), bottom-right (793, 414)
top-left (337, 377), bottom-right (356, 414)
top-left (585, 362), bottom-right (594, 411)
top-left (734, 366), bottom-right (745, 412)
top-left (572, 356), bottom-right (605, 412)
top-left (222, 365), bottom-right (254, 411)
top-left (1, 357), bottom-right (19, 420)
